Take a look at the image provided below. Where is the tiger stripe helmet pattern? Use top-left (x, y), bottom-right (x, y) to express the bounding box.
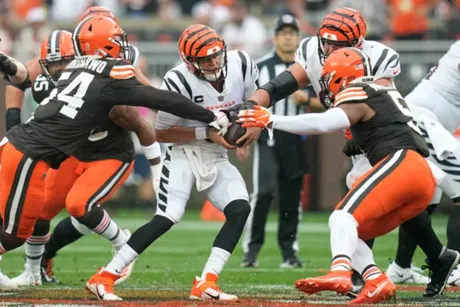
top-left (78, 6), bottom-right (119, 24)
top-left (39, 30), bottom-right (75, 84)
top-left (178, 24), bottom-right (228, 82)
top-left (319, 47), bottom-right (372, 108)
top-left (318, 7), bottom-right (367, 63)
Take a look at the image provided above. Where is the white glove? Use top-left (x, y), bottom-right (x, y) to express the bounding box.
top-left (208, 111), bottom-right (230, 136)
top-left (150, 162), bottom-right (162, 195)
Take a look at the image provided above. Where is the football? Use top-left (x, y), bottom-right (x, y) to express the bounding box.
top-left (224, 111), bottom-right (246, 147)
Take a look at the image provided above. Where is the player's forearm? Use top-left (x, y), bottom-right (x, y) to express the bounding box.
top-left (270, 108), bottom-right (350, 135)
top-left (133, 117), bottom-right (156, 146)
top-left (121, 86), bottom-right (216, 124)
top-left (253, 70), bottom-right (300, 107)
top-left (5, 85), bottom-right (26, 131)
top-left (0, 54), bottom-right (28, 85)
top-left (155, 126), bottom-right (207, 143)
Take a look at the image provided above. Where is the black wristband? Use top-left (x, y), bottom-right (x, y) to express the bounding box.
top-left (260, 70), bottom-right (299, 107)
top-left (6, 108), bottom-right (21, 131)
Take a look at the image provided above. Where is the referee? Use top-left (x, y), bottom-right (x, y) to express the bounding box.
top-left (241, 14), bottom-right (314, 268)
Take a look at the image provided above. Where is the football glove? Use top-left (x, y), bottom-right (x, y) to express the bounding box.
top-left (342, 139), bottom-right (362, 157)
top-left (209, 111), bottom-right (230, 136)
top-left (237, 105), bottom-right (273, 129)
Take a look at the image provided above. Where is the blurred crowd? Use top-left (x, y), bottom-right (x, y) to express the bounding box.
top-left (1, 0), bottom-right (459, 207)
top-left (1, 0), bottom-right (460, 61)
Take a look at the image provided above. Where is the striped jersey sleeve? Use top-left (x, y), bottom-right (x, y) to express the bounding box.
top-left (160, 68), bottom-right (193, 100)
top-left (109, 61), bottom-right (136, 80)
top-left (294, 37), bottom-right (312, 69)
top-left (372, 47), bottom-right (400, 80)
top-left (237, 50), bottom-right (259, 100)
top-left (334, 86), bottom-right (368, 107)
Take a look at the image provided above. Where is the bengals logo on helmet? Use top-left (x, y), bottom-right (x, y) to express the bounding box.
top-left (39, 30), bottom-right (75, 84)
top-left (319, 47), bottom-right (372, 108)
top-left (178, 24), bottom-right (228, 83)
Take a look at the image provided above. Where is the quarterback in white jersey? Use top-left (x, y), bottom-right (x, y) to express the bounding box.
top-left (86, 25), bottom-right (256, 302)
top-left (155, 25), bottom-right (257, 301)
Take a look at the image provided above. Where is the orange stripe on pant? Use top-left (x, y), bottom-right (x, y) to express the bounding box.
top-left (0, 143), bottom-right (49, 239)
top-left (65, 159), bottom-right (134, 218)
top-left (335, 149), bottom-right (436, 241)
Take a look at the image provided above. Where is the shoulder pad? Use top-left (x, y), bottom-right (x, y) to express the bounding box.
top-left (334, 85), bottom-right (368, 107)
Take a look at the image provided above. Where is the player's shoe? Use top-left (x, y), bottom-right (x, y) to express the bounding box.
top-left (349, 273), bottom-right (397, 304)
top-left (347, 269), bottom-right (365, 298)
top-left (448, 264), bottom-right (460, 286)
top-left (424, 249), bottom-right (460, 297)
top-left (280, 256), bottom-right (303, 269)
top-left (112, 229), bottom-right (135, 286)
top-left (386, 261), bottom-right (429, 284)
top-left (295, 270), bottom-right (352, 295)
top-left (0, 269), bottom-right (18, 290)
top-left (189, 273), bottom-right (238, 301)
top-left (240, 253), bottom-right (258, 268)
top-left (41, 257), bottom-right (58, 283)
top-left (13, 264), bottom-right (42, 286)
top-left (86, 268), bottom-right (122, 301)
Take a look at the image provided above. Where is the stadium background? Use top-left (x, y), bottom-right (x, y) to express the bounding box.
top-left (0, 0), bottom-right (459, 213)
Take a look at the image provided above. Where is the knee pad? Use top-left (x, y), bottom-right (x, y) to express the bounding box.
top-left (33, 219), bottom-right (50, 236)
top-left (70, 216), bottom-right (92, 235)
top-left (224, 199), bottom-right (251, 219)
top-left (329, 210), bottom-right (358, 229)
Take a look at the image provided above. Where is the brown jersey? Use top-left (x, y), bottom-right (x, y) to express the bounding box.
top-left (334, 83), bottom-right (429, 165)
top-left (7, 56), bottom-right (216, 168)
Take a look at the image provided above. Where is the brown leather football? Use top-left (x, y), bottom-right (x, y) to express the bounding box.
top-left (224, 111), bottom-right (246, 147)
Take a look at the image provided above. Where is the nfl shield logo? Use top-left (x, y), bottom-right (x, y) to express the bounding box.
top-left (218, 96), bottom-right (224, 102)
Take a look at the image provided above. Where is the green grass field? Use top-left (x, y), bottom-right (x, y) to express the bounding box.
top-left (1, 209), bottom-right (459, 306)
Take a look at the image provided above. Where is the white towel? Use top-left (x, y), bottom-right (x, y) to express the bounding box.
top-left (182, 145), bottom-right (218, 191)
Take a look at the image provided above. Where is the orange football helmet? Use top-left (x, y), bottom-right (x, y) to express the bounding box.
top-left (178, 24), bottom-right (227, 82)
top-left (317, 7), bottom-right (367, 63)
top-left (73, 16), bottom-right (129, 59)
top-left (39, 30), bottom-right (75, 84)
top-left (319, 47), bottom-right (372, 108)
top-left (78, 6), bottom-right (119, 24)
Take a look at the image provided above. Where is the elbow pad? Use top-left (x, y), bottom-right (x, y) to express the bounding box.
top-left (260, 70), bottom-right (299, 107)
top-left (6, 108), bottom-right (21, 131)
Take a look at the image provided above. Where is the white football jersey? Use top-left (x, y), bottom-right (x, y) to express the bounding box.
top-left (295, 36), bottom-right (401, 96)
top-left (156, 50), bottom-right (258, 152)
top-left (409, 40), bottom-right (460, 108)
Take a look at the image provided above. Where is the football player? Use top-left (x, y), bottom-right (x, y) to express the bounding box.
top-left (385, 40), bottom-right (460, 285)
top-left (6, 7), bottom-right (165, 286)
top-left (235, 7), bottom-right (428, 285)
top-left (85, 24), bottom-right (257, 301)
top-left (238, 47), bottom-right (460, 304)
top-left (0, 15), bottom-right (228, 288)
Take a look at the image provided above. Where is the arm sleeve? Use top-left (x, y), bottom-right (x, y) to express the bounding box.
top-left (98, 78), bottom-right (216, 124)
top-left (271, 107), bottom-right (351, 135)
top-left (374, 48), bottom-right (401, 80)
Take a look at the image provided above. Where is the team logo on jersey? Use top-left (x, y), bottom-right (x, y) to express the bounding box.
top-left (218, 96), bottom-right (224, 102)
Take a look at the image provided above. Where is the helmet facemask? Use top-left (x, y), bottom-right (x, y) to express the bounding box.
top-left (39, 54), bottom-right (75, 85)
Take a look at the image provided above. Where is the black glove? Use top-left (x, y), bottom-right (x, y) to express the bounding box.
top-left (342, 139), bottom-right (362, 157)
top-left (0, 54), bottom-right (18, 76)
top-left (6, 108), bottom-right (21, 131)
